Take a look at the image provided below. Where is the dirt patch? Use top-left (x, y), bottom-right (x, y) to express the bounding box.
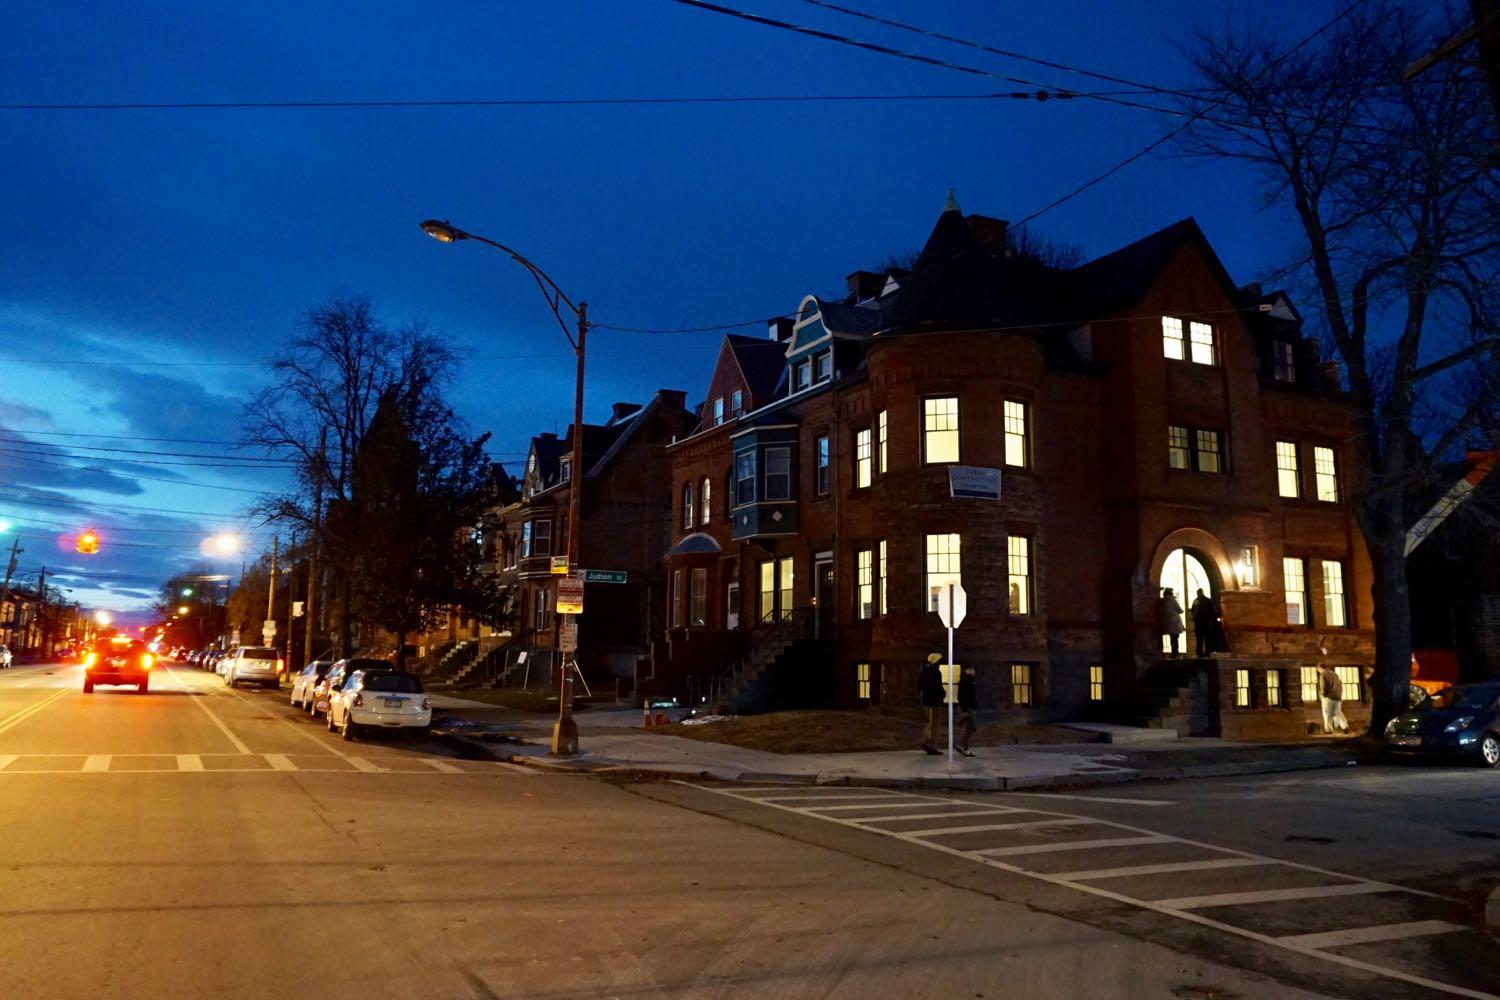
top-left (649, 709), bottom-right (1103, 755)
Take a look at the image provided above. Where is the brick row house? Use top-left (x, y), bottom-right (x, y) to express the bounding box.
top-left (644, 199), bottom-right (1376, 737)
top-left (494, 390), bottom-right (695, 692)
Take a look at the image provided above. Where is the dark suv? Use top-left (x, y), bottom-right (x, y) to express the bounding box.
top-left (85, 637), bottom-right (154, 693)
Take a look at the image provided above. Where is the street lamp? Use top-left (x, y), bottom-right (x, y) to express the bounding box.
top-left (177, 605), bottom-right (190, 616)
top-left (421, 217), bottom-right (586, 756)
top-left (203, 532), bottom-right (243, 558)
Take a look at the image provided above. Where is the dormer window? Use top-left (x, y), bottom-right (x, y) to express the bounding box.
top-left (792, 360), bottom-right (811, 393)
top-left (1272, 341), bottom-right (1297, 382)
top-left (1163, 316), bottom-right (1216, 366)
top-left (731, 389), bottom-right (744, 417)
top-left (559, 457), bottom-right (571, 483)
top-left (713, 397), bottom-right (725, 425)
top-left (814, 350), bottom-right (833, 383)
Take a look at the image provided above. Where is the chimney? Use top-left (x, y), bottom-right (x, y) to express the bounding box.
top-left (767, 317), bottom-right (794, 342)
top-left (658, 389), bottom-right (688, 411)
top-left (609, 401), bottom-right (642, 424)
top-left (845, 270), bottom-right (883, 301)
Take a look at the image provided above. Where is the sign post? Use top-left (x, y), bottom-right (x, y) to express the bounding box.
top-left (935, 581), bottom-right (967, 766)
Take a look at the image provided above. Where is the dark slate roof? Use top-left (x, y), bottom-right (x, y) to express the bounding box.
top-left (529, 434), bottom-right (567, 484)
top-left (726, 334), bottom-right (786, 403)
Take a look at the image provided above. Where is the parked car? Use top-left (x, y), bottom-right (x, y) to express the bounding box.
top-left (308, 657), bottom-right (391, 718)
top-left (290, 660), bottom-right (336, 710)
top-left (215, 649), bottom-right (235, 677)
top-left (326, 669), bottom-right (431, 740)
top-left (0, 644), bottom-right (11, 669)
top-left (221, 646), bottom-right (283, 688)
top-left (84, 636), bottom-right (153, 694)
top-left (1384, 682), bottom-right (1500, 767)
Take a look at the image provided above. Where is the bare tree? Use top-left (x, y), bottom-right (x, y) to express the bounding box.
top-left (1178, 1), bottom-right (1499, 729)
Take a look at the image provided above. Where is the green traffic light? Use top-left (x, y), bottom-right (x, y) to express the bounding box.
top-left (181, 587), bottom-right (193, 597)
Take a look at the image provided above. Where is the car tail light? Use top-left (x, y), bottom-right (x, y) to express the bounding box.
top-left (276, 659), bottom-right (284, 673)
top-left (85, 652), bottom-right (97, 667)
top-left (352, 693), bottom-right (363, 708)
top-left (142, 654), bottom-right (153, 669)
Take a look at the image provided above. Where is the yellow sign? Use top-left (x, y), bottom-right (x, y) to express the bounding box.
top-left (555, 577), bottom-right (584, 615)
top-left (550, 556), bottom-right (570, 575)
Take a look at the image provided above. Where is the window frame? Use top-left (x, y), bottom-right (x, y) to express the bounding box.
top-left (814, 349), bottom-right (833, 383)
top-left (1276, 440), bottom-right (1300, 499)
top-left (1167, 424), bottom-right (1226, 474)
top-left (1322, 559), bottom-right (1348, 628)
top-left (1088, 665), bottom-right (1104, 702)
top-left (712, 397), bottom-right (724, 426)
top-left (1002, 399), bottom-right (1029, 468)
top-left (924, 532), bottom-right (962, 613)
top-left (699, 476), bottom-right (712, 526)
top-left (670, 569), bottom-right (683, 628)
top-left (1162, 316), bottom-right (1185, 361)
top-left (856, 662), bottom-right (872, 702)
top-left (681, 482), bottom-right (695, 531)
top-left (878, 539), bottom-right (888, 616)
top-left (815, 435), bottom-right (830, 497)
top-left (1336, 665), bottom-right (1361, 702)
top-left (792, 360), bottom-right (811, 393)
top-left (1234, 668), bottom-right (1251, 708)
top-left (1283, 556), bottom-right (1308, 626)
top-left (1011, 663), bottom-right (1033, 706)
top-left (734, 448), bottom-right (756, 505)
top-left (1188, 320), bottom-right (1216, 366)
top-left (532, 519), bottom-right (553, 558)
top-left (1272, 341), bottom-right (1297, 382)
top-left (1266, 668), bottom-right (1282, 707)
top-left (689, 567), bottom-right (707, 627)
top-left (854, 427), bottom-right (872, 489)
top-left (1313, 445), bottom-right (1340, 503)
top-left (856, 548), bottom-right (874, 620)
top-left (764, 446), bottom-right (791, 501)
top-left (877, 409), bottom-right (888, 474)
top-left (730, 389), bottom-right (744, 417)
top-left (921, 396), bottom-right (960, 465)
top-left (1007, 535), bottom-right (1032, 616)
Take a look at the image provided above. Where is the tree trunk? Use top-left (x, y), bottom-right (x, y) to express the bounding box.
top-left (339, 575), bottom-right (352, 658)
top-left (1363, 500), bottom-right (1413, 733)
top-left (394, 629), bottom-right (407, 670)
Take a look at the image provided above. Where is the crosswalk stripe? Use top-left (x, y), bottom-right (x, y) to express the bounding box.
top-left (904, 817), bottom-right (1097, 838)
top-left (1157, 882), bottom-right (1387, 910)
top-left (0, 755), bottom-right (16, 771)
top-left (1278, 920), bottom-right (1467, 950)
top-left (812, 801), bottom-right (1017, 814)
top-left (754, 794), bottom-right (901, 804)
top-left (263, 754), bottom-right (296, 771)
top-left (976, 834), bottom-right (1172, 857)
top-left (419, 758), bottom-right (463, 774)
top-left (855, 810), bottom-right (1004, 824)
top-left (347, 757), bottom-right (381, 772)
top-left (81, 755), bottom-right (111, 772)
top-left (176, 754), bottom-right (204, 771)
top-left (1053, 858), bottom-right (1269, 881)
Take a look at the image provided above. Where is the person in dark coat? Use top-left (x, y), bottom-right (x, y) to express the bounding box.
top-left (918, 652), bottom-right (944, 755)
top-left (1190, 588), bottom-right (1219, 657)
top-left (1157, 588), bottom-right (1185, 657)
top-left (956, 664), bottom-right (978, 757)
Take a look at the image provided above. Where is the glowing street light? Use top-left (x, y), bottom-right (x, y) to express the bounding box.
top-left (94, 610), bottom-right (113, 626)
top-left (202, 532), bottom-right (243, 558)
top-left (177, 605), bottom-right (190, 615)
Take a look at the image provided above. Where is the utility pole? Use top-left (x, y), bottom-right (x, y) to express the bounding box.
top-left (36, 566), bottom-right (47, 657)
top-left (0, 535), bottom-right (20, 648)
top-left (552, 300), bottom-right (586, 756)
top-left (306, 426), bottom-right (326, 666)
top-left (265, 536), bottom-right (278, 649)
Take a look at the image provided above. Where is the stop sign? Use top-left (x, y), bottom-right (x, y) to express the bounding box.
top-left (936, 582), bottom-right (967, 629)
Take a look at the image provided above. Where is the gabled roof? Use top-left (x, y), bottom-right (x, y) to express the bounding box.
top-left (1064, 217), bottom-right (1239, 321)
top-left (726, 334), bottom-right (786, 404)
top-left (585, 388), bottom-right (690, 479)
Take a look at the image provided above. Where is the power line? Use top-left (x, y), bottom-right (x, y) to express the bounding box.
top-left (1014, 0), bottom-right (1376, 226)
top-left (0, 511), bottom-right (249, 536)
top-left (0, 452), bottom-right (272, 494)
top-left (0, 442), bottom-right (293, 468)
top-left (0, 345), bottom-right (688, 369)
top-left (0, 437), bottom-right (292, 464)
top-left (0, 489), bottom-right (246, 519)
top-left (0, 428), bottom-right (250, 446)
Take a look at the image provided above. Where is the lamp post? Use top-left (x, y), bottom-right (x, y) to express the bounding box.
top-left (421, 218), bottom-right (585, 756)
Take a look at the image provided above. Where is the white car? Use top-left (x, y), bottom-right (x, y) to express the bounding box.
top-left (326, 670), bottom-right (431, 741)
top-left (223, 646), bottom-right (284, 688)
top-left (289, 660), bottom-right (335, 709)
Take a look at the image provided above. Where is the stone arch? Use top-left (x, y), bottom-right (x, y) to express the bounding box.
top-left (1145, 527), bottom-right (1237, 594)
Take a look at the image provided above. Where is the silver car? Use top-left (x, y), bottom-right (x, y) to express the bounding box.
top-left (224, 646), bottom-right (283, 688)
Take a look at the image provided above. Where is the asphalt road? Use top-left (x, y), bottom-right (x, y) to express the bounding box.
top-left (0, 659), bottom-right (1492, 999)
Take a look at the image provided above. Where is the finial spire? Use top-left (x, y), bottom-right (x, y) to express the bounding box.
top-left (943, 188), bottom-right (961, 214)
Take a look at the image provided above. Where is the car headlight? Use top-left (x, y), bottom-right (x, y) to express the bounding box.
top-left (1384, 718), bottom-right (1399, 735)
top-left (1444, 716), bottom-right (1474, 733)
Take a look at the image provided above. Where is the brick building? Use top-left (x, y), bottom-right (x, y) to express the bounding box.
top-left (647, 200), bottom-right (1376, 736)
top-left (496, 389), bottom-right (695, 693)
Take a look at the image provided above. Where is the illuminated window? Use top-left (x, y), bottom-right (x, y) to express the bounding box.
top-left (1283, 557), bottom-right (1307, 625)
top-left (815, 436), bottom-right (829, 496)
top-left (1322, 560), bottom-right (1347, 627)
top-left (856, 549), bottom-right (874, 620)
top-left (1276, 441), bottom-right (1300, 498)
top-left (1266, 669), bottom-right (1282, 707)
top-left (777, 555), bottom-right (793, 620)
top-left (1162, 316), bottom-right (1185, 360)
top-left (1168, 426), bottom-right (1190, 469)
top-left (924, 533), bottom-right (961, 612)
top-left (923, 397), bottom-right (959, 464)
top-left (1336, 666), bottom-right (1360, 702)
top-left (1273, 341), bottom-right (1297, 382)
top-left (1195, 429), bottom-right (1222, 473)
top-left (735, 449), bottom-right (756, 505)
top-left (1300, 667), bottom-right (1319, 705)
top-left (856, 662), bottom-right (872, 701)
top-left (731, 389), bottom-right (744, 417)
top-left (1011, 663), bottom-right (1032, 706)
top-left (1003, 400), bottom-right (1028, 468)
top-left (699, 477), bottom-right (712, 526)
top-left (1235, 669), bottom-right (1251, 707)
top-left (1189, 321), bottom-right (1216, 365)
top-left (877, 410), bottom-right (888, 473)
top-left (690, 568), bottom-right (707, 627)
top-left (854, 428), bottom-right (872, 488)
top-left (1314, 446), bottom-right (1339, 502)
top-left (1169, 425), bottom-right (1223, 473)
top-left (878, 539), bottom-right (887, 615)
top-left (1007, 536), bottom-right (1031, 615)
top-left (681, 483), bottom-right (694, 531)
top-left (1089, 665), bottom-right (1104, 701)
top-left (764, 447), bottom-right (790, 500)
top-left (759, 561), bottom-right (775, 622)
top-left (713, 397), bottom-right (724, 425)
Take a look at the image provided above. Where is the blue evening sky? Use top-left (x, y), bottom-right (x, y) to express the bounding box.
top-left (0, 0), bottom-right (1338, 617)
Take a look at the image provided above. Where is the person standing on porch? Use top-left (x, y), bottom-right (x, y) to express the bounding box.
top-left (1190, 588), bottom-right (1219, 657)
top-left (1318, 663), bottom-right (1348, 733)
top-left (1157, 587), bottom-right (1185, 657)
top-left (919, 652), bottom-right (944, 755)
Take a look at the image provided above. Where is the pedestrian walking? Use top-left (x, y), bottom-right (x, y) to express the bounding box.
top-left (1190, 588), bottom-right (1218, 657)
top-left (1157, 587), bottom-right (1185, 657)
top-left (1318, 663), bottom-right (1348, 733)
top-left (956, 664), bottom-right (978, 757)
top-left (918, 652), bottom-right (944, 755)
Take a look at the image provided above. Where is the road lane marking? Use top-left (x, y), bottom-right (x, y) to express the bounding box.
top-left (419, 758), bottom-right (463, 774)
top-left (81, 755), bottom-right (111, 772)
top-left (1053, 858), bottom-right (1270, 881)
top-left (755, 794), bottom-right (903, 804)
top-left (347, 757), bottom-right (381, 772)
top-left (1278, 920), bottom-right (1466, 950)
top-left (0, 755), bottom-right (17, 771)
top-left (487, 760), bottom-right (541, 776)
top-left (176, 755), bottom-right (203, 771)
top-left (812, 801), bottom-right (1019, 813)
top-left (974, 835), bottom-right (1172, 857)
top-left (264, 754), bottom-right (297, 771)
top-left (175, 675), bottom-right (251, 754)
top-left (183, 667), bottom-right (370, 767)
top-left (0, 687), bottom-right (70, 736)
top-left (687, 782), bottom-right (1497, 1000)
top-left (905, 817), bottom-right (1098, 837)
top-left (1157, 882), bottom-right (1388, 910)
top-left (999, 791), bottom-right (1174, 807)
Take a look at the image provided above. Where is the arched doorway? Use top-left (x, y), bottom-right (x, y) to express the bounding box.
top-left (1159, 548), bottom-right (1218, 654)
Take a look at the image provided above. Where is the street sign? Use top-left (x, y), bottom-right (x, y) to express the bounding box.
top-left (261, 619), bottom-right (277, 642)
top-left (583, 569), bottom-right (628, 584)
top-left (949, 466), bottom-right (1001, 500)
top-left (555, 576), bottom-right (584, 615)
top-left (550, 556), bottom-right (570, 575)
top-left (935, 582), bottom-right (967, 629)
top-left (558, 617), bottom-right (578, 653)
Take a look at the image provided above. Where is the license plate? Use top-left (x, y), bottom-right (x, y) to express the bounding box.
top-left (1391, 734), bottom-right (1420, 747)
top-left (383, 697), bottom-right (404, 709)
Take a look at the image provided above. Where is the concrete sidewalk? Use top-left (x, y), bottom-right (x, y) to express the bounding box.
top-left (432, 707), bottom-right (1366, 791)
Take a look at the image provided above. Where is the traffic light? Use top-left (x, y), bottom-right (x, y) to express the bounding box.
top-left (76, 529), bottom-right (100, 555)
